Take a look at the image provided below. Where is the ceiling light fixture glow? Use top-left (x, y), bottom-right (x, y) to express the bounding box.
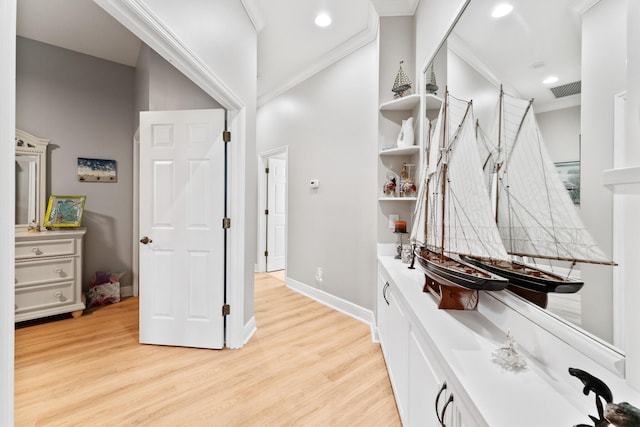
top-left (491, 3), bottom-right (513, 18)
top-left (543, 76), bottom-right (559, 85)
top-left (315, 13), bottom-right (332, 27)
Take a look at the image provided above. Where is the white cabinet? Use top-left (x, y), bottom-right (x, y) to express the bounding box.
top-left (15, 229), bottom-right (86, 322)
top-left (378, 266), bottom-right (471, 426)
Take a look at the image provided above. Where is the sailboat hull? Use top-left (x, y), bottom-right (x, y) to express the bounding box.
top-left (460, 255), bottom-right (584, 294)
top-left (415, 248), bottom-right (509, 291)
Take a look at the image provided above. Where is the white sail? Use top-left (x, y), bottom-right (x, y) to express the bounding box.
top-left (425, 95), bottom-right (509, 261)
top-left (492, 92), bottom-right (611, 264)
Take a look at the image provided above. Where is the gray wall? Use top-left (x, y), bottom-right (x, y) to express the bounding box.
top-left (16, 36), bottom-right (135, 291)
top-left (257, 41), bottom-right (378, 310)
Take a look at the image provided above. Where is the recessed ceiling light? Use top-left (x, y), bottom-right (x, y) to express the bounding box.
top-left (315, 13), bottom-right (332, 27)
top-left (491, 3), bottom-right (513, 18)
top-left (543, 76), bottom-right (559, 85)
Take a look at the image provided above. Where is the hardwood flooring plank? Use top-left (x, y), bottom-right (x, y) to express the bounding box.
top-left (15, 272), bottom-right (400, 426)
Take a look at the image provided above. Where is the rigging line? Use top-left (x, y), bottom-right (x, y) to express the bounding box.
top-left (447, 188), bottom-right (504, 258)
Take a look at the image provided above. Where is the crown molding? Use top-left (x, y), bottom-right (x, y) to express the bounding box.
top-left (258, 4), bottom-right (379, 106)
top-left (371, 0), bottom-right (420, 17)
top-left (240, 0), bottom-right (265, 33)
top-left (570, 0), bottom-right (602, 15)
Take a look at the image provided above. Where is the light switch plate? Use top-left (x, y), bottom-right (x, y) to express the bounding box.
top-left (389, 214), bottom-right (399, 229)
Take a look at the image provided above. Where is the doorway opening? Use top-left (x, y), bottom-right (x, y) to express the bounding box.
top-left (257, 147), bottom-right (288, 274)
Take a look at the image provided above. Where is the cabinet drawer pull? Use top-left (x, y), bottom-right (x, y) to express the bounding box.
top-left (31, 247), bottom-right (39, 253)
top-left (383, 282), bottom-right (390, 305)
top-left (440, 394), bottom-right (454, 426)
top-left (54, 291), bottom-right (62, 298)
top-left (54, 268), bottom-right (63, 274)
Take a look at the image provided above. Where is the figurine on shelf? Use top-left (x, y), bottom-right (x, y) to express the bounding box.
top-left (383, 173), bottom-right (397, 196)
top-left (399, 163), bottom-right (416, 197)
top-left (392, 60), bottom-right (412, 98)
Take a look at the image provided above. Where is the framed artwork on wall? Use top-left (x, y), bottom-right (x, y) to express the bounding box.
top-left (555, 161), bottom-right (580, 205)
top-left (78, 157), bottom-right (117, 182)
top-left (43, 195), bottom-right (86, 228)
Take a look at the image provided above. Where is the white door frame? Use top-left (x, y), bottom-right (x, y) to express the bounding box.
top-left (257, 147), bottom-right (288, 273)
top-left (93, 0), bottom-right (247, 350)
top-left (0, 1), bottom-right (17, 424)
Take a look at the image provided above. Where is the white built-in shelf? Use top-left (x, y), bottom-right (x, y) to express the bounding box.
top-left (603, 166), bottom-right (640, 188)
top-left (379, 146), bottom-right (420, 156)
top-left (378, 197), bottom-right (417, 201)
top-left (379, 94), bottom-right (420, 111)
top-left (424, 93), bottom-right (444, 111)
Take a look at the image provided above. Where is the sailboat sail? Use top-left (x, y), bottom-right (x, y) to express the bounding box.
top-left (425, 95), bottom-right (509, 262)
top-left (479, 91), bottom-right (612, 265)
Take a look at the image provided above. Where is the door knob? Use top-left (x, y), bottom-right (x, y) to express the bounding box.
top-left (140, 236), bottom-right (153, 245)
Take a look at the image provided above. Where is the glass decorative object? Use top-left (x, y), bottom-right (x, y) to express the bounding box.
top-left (492, 330), bottom-right (527, 371)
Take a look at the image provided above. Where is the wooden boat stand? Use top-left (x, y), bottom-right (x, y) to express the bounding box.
top-left (422, 272), bottom-right (478, 311)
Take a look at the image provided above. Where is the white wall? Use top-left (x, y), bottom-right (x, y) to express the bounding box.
top-left (257, 41), bottom-right (378, 310)
top-left (415, 0), bottom-right (468, 76)
top-left (537, 106), bottom-right (581, 163)
top-left (16, 36), bottom-right (136, 291)
top-left (580, 0), bottom-right (626, 342)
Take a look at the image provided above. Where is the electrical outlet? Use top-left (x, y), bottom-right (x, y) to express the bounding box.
top-left (389, 214), bottom-right (399, 229)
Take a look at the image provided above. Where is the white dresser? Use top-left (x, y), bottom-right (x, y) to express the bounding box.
top-left (15, 228), bottom-right (86, 322)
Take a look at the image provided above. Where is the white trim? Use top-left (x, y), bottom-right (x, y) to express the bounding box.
top-left (120, 285), bottom-right (134, 298)
top-left (258, 4), bottom-right (379, 106)
top-left (571, 0), bottom-right (603, 15)
top-left (240, 0), bottom-right (265, 33)
top-left (286, 277), bottom-right (377, 340)
top-left (257, 147), bottom-right (288, 273)
top-left (132, 129), bottom-right (140, 297)
top-left (0, 1), bottom-right (16, 423)
top-left (243, 316), bottom-right (257, 345)
top-left (92, 0), bottom-right (247, 349)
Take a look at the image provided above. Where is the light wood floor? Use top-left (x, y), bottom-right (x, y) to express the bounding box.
top-left (15, 272), bottom-right (400, 426)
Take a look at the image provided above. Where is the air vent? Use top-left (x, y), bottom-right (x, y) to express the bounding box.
top-left (550, 81), bottom-right (581, 98)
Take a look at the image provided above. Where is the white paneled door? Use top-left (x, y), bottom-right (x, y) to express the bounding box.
top-left (266, 157), bottom-right (286, 272)
top-left (139, 109), bottom-right (226, 349)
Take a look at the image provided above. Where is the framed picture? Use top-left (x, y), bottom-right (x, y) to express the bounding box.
top-left (555, 161), bottom-right (580, 205)
top-left (43, 195), bottom-right (86, 228)
top-left (78, 158), bottom-right (117, 182)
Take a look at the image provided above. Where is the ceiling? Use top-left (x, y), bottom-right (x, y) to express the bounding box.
top-left (16, 0), bottom-right (587, 110)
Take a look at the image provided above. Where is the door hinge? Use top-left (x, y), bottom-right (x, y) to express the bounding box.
top-left (264, 250), bottom-right (268, 257)
top-left (265, 167), bottom-right (270, 174)
top-left (222, 218), bottom-right (231, 229)
top-left (223, 130), bottom-right (231, 143)
top-left (265, 209), bottom-right (269, 215)
top-left (222, 304), bottom-right (230, 316)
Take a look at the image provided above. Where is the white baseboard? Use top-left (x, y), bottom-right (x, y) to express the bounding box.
top-left (242, 316), bottom-right (257, 346)
top-left (286, 277), bottom-right (377, 340)
top-left (120, 285), bottom-right (133, 298)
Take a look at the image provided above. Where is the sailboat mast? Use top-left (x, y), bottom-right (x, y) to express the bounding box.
top-left (495, 85), bottom-right (503, 224)
top-left (440, 90), bottom-right (448, 256)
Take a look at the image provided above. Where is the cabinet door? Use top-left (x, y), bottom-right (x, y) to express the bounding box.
top-left (408, 329), bottom-right (441, 426)
top-left (377, 272), bottom-right (409, 422)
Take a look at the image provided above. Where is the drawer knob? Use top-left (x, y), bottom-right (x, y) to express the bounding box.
top-left (55, 268), bottom-right (63, 274)
top-left (31, 247), bottom-right (40, 254)
top-left (54, 291), bottom-right (63, 300)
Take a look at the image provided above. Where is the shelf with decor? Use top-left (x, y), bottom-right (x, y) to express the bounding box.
top-left (378, 196), bottom-right (418, 202)
top-left (379, 146), bottom-right (420, 157)
top-left (379, 94), bottom-right (421, 111)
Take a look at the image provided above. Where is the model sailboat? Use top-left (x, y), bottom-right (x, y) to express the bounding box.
top-left (410, 91), bottom-right (509, 310)
top-left (461, 87), bottom-right (615, 307)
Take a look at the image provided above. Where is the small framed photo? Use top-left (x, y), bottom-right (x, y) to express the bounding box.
top-left (555, 161), bottom-right (580, 205)
top-left (78, 158), bottom-right (117, 182)
top-left (43, 195), bottom-right (86, 228)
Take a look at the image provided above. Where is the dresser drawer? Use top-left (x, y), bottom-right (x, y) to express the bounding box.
top-left (15, 238), bottom-right (76, 260)
top-left (15, 258), bottom-right (76, 287)
top-left (15, 281), bottom-right (77, 314)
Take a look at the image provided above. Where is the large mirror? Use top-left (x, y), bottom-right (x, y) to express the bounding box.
top-left (15, 129), bottom-right (49, 232)
top-left (423, 0), bottom-right (622, 351)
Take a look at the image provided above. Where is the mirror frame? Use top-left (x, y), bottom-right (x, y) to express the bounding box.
top-left (15, 129), bottom-right (49, 232)
top-left (418, 0), bottom-right (625, 377)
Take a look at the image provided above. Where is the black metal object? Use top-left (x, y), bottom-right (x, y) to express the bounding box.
top-left (569, 367), bottom-right (613, 427)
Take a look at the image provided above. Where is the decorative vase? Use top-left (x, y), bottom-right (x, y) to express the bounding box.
top-left (397, 117), bottom-right (415, 148)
